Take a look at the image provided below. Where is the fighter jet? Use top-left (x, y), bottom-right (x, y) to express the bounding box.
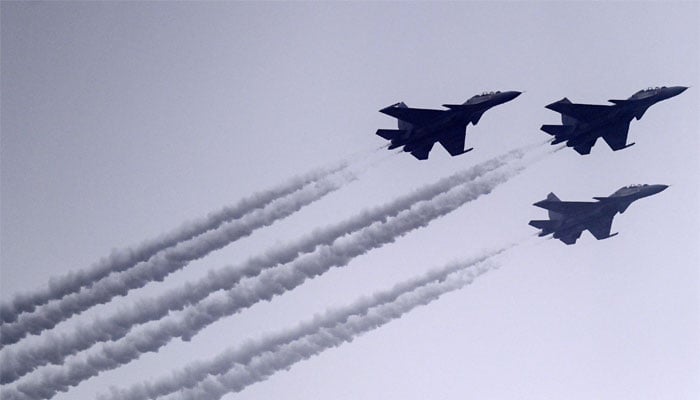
top-left (529, 184), bottom-right (668, 245)
top-left (541, 86), bottom-right (687, 155)
top-left (376, 91), bottom-right (522, 160)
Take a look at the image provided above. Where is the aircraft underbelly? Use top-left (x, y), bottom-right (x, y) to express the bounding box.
top-left (409, 126), bottom-right (458, 146)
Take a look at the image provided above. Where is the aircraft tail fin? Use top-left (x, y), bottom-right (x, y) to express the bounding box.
top-left (376, 129), bottom-right (407, 141)
top-left (546, 192), bottom-right (561, 202)
top-left (390, 102), bottom-right (414, 131)
top-left (555, 98), bottom-right (579, 125)
top-left (544, 192), bottom-right (564, 220)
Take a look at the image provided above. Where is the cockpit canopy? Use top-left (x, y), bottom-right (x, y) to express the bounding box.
top-left (630, 86), bottom-right (667, 99)
top-left (477, 90), bottom-right (501, 96)
top-left (635, 86), bottom-right (667, 95)
top-left (611, 184), bottom-right (649, 196)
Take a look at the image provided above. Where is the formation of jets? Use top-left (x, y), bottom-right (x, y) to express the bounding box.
top-left (374, 87), bottom-right (687, 244)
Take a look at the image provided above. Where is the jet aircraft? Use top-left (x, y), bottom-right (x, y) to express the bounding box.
top-left (376, 91), bottom-right (521, 160)
top-left (541, 86), bottom-right (687, 155)
top-left (529, 184), bottom-right (668, 244)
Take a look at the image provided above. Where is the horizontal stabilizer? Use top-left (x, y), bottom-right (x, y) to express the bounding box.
top-left (376, 129), bottom-right (406, 140)
top-left (541, 124), bottom-right (575, 137)
top-left (529, 220), bottom-right (557, 235)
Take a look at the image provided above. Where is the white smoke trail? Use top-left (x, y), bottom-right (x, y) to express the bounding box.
top-left (0, 172), bottom-right (355, 348)
top-left (0, 146), bottom-right (524, 383)
top-left (5, 146), bottom-right (552, 399)
top-left (0, 163), bottom-right (347, 326)
top-left (171, 259), bottom-right (486, 400)
top-left (170, 258), bottom-right (499, 400)
top-left (99, 243), bottom-right (514, 400)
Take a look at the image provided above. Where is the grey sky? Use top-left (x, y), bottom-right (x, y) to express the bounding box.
top-left (1, 2), bottom-right (698, 400)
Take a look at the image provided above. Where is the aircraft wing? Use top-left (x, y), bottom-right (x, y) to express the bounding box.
top-left (546, 100), bottom-right (612, 122)
top-left (409, 142), bottom-right (435, 160)
top-left (438, 127), bottom-right (467, 156)
top-left (586, 213), bottom-right (615, 240)
top-left (380, 106), bottom-right (444, 126)
top-left (601, 120), bottom-right (632, 151)
top-left (534, 200), bottom-right (597, 215)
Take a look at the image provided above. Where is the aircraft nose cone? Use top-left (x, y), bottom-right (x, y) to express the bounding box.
top-left (647, 184), bottom-right (669, 195)
top-left (502, 91), bottom-right (522, 102)
top-left (667, 86), bottom-right (688, 97)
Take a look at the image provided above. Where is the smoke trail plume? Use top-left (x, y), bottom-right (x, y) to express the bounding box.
top-left (99, 243), bottom-right (514, 400)
top-left (6, 146), bottom-right (551, 399)
top-left (0, 146), bottom-right (523, 383)
top-left (0, 163), bottom-right (347, 325)
top-left (0, 172), bottom-right (354, 348)
top-left (173, 258), bottom-right (497, 400)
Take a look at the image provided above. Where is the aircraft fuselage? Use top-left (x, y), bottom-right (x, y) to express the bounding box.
top-left (395, 110), bottom-right (471, 151)
top-left (560, 100), bottom-right (660, 145)
top-left (391, 93), bottom-right (519, 151)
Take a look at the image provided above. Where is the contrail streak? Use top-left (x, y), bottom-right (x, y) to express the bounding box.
top-left (0, 163), bottom-right (347, 326)
top-left (0, 146), bottom-right (524, 383)
top-left (98, 243), bottom-right (514, 400)
top-left (173, 258), bottom-right (498, 400)
top-left (0, 171), bottom-right (354, 348)
top-left (5, 146), bottom-right (551, 399)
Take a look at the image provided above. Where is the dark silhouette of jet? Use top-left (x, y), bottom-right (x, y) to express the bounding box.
top-left (541, 86), bottom-right (687, 155)
top-left (529, 184), bottom-right (668, 245)
top-left (376, 91), bottom-right (521, 160)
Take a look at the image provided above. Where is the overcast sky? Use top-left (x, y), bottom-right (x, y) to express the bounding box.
top-left (1, 2), bottom-right (698, 400)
